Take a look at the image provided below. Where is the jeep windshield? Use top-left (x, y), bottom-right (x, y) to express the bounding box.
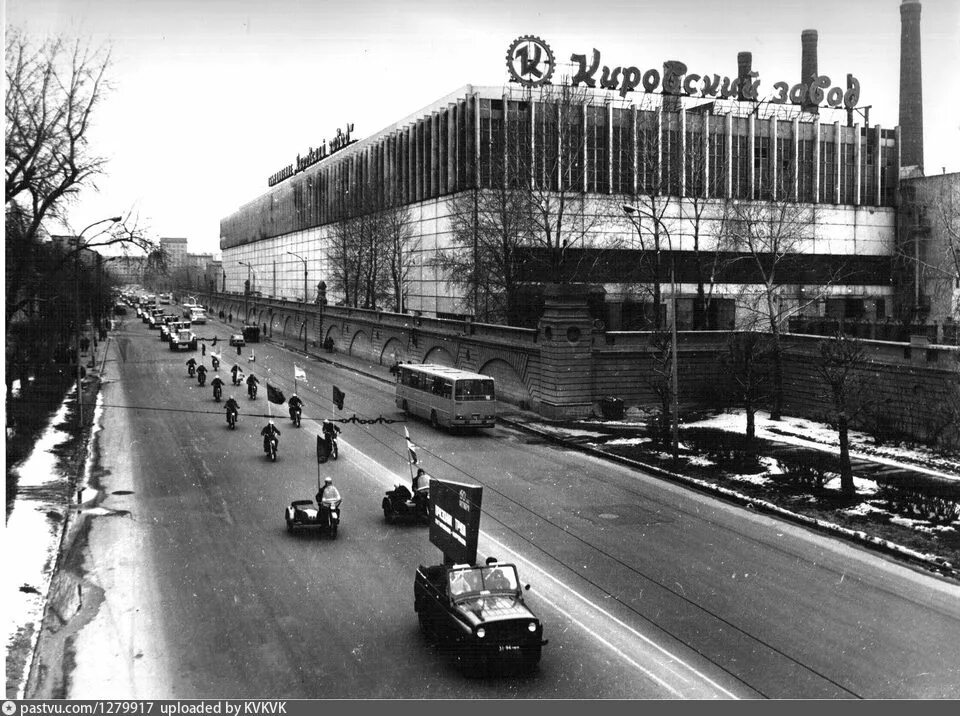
top-left (448, 565), bottom-right (519, 599)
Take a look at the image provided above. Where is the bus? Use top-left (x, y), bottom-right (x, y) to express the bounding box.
top-left (395, 363), bottom-right (496, 430)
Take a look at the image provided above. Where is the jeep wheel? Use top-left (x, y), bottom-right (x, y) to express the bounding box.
top-left (383, 505), bottom-right (393, 524)
top-left (285, 515), bottom-right (293, 533)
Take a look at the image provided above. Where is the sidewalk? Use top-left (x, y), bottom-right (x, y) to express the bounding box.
top-left (267, 333), bottom-right (957, 579)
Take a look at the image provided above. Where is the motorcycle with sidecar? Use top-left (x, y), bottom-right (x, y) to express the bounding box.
top-left (285, 485), bottom-right (341, 538)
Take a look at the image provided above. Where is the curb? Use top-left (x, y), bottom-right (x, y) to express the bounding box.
top-left (501, 418), bottom-right (958, 582)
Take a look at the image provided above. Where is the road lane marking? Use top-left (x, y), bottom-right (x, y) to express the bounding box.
top-left (329, 435), bottom-right (740, 698)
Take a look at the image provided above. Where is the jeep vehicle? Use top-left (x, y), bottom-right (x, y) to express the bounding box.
top-left (169, 327), bottom-right (198, 351)
top-left (414, 561), bottom-right (546, 674)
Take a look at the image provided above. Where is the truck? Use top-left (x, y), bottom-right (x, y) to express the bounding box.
top-left (169, 327), bottom-right (198, 351)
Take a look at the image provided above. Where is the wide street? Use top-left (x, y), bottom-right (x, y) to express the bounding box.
top-left (37, 312), bottom-right (960, 699)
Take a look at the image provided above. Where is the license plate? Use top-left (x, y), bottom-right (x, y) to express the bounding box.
top-left (498, 645), bottom-right (520, 652)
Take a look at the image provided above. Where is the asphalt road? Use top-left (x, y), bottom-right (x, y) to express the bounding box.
top-left (50, 313), bottom-right (960, 699)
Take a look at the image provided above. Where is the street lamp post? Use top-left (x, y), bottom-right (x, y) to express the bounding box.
top-left (287, 251), bottom-right (308, 352)
top-left (239, 261), bottom-right (252, 324)
top-left (623, 204), bottom-right (679, 462)
top-left (74, 216), bottom-right (122, 427)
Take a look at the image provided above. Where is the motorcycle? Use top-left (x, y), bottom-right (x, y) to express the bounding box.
top-left (289, 404), bottom-right (302, 427)
top-left (226, 407), bottom-right (238, 429)
top-left (382, 481), bottom-right (430, 524)
top-left (264, 434), bottom-right (279, 461)
top-left (285, 487), bottom-right (342, 539)
top-left (248, 382), bottom-right (258, 399)
top-left (187, 363), bottom-right (196, 378)
top-left (211, 357), bottom-right (220, 371)
top-left (197, 371), bottom-right (206, 387)
top-left (317, 432), bottom-right (339, 463)
top-left (213, 383), bottom-right (222, 401)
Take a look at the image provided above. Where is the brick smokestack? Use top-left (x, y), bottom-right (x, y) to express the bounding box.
top-left (801, 29), bottom-right (819, 113)
top-left (737, 52), bottom-right (752, 101)
top-left (899, 0), bottom-right (924, 171)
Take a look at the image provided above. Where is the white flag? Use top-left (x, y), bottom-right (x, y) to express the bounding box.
top-left (404, 427), bottom-right (418, 465)
top-left (294, 365), bottom-right (306, 381)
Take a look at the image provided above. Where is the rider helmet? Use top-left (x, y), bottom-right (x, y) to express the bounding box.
top-left (268, 419), bottom-right (274, 425)
top-left (324, 476), bottom-right (333, 485)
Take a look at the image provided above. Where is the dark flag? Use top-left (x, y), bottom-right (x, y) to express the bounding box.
top-left (332, 385), bottom-right (345, 411)
top-left (317, 434), bottom-right (330, 463)
top-left (266, 383), bottom-right (286, 405)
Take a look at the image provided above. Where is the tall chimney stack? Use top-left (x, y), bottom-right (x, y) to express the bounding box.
top-left (801, 29), bottom-right (819, 114)
top-left (737, 52), bottom-right (752, 101)
top-left (899, 0), bottom-right (923, 171)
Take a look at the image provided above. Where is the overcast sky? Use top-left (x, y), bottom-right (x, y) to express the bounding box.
top-left (8, 0), bottom-right (960, 257)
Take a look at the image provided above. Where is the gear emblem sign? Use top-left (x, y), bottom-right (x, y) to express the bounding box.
top-left (506, 36), bottom-right (555, 87)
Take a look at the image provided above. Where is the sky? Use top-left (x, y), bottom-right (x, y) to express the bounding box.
top-left (8, 0), bottom-right (960, 257)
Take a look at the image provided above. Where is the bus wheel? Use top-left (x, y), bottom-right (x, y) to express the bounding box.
top-left (430, 410), bottom-right (441, 430)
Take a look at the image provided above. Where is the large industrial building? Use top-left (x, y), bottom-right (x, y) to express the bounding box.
top-left (220, 0), bottom-right (949, 329)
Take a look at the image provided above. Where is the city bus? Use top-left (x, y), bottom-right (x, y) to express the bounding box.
top-left (395, 364), bottom-right (496, 430)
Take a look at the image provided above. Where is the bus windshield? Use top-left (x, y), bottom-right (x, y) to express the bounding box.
top-left (454, 379), bottom-right (494, 401)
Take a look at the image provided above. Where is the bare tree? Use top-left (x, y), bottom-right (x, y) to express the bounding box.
top-left (382, 201), bottom-right (419, 313)
top-left (723, 331), bottom-right (773, 443)
top-left (721, 198), bottom-right (821, 420)
top-left (815, 332), bottom-right (865, 497)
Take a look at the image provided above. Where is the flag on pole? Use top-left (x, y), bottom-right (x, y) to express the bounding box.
top-left (404, 426), bottom-right (418, 466)
top-left (332, 385), bottom-right (345, 411)
top-left (266, 383), bottom-right (286, 405)
top-left (316, 434), bottom-right (330, 463)
top-left (294, 365), bottom-right (306, 381)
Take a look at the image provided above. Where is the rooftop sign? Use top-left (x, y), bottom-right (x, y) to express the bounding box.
top-left (429, 478), bottom-right (483, 565)
top-left (268, 123), bottom-right (356, 187)
top-left (506, 36), bottom-right (860, 110)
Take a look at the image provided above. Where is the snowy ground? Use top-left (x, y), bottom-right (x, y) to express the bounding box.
top-left (516, 408), bottom-right (959, 556)
top-left (4, 390), bottom-right (103, 699)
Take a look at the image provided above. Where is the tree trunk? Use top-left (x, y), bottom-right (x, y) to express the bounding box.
top-left (838, 412), bottom-right (854, 496)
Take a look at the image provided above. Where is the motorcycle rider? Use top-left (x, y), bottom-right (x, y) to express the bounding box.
top-left (261, 419), bottom-right (281, 455)
top-left (231, 363), bottom-right (242, 385)
top-left (196, 363), bottom-right (207, 385)
top-left (210, 375), bottom-right (225, 400)
top-left (246, 373), bottom-right (259, 398)
top-left (321, 418), bottom-right (340, 450)
top-left (224, 395), bottom-right (240, 426)
top-left (185, 357), bottom-right (197, 377)
top-left (211, 354), bottom-right (220, 371)
top-left (316, 476), bottom-right (336, 506)
top-left (288, 393), bottom-right (304, 422)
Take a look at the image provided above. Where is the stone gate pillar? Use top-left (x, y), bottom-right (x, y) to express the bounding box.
top-left (536, 284), bottom-right (595, 420)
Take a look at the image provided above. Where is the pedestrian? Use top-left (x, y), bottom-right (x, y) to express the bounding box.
top-left (237, 343), bottom-right (242, 356)
top-left (201, 342), bottom-right (206, 357)
top-left (212, 336), bottom-right (218, 346)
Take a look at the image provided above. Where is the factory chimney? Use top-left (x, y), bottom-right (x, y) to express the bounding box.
top-left (801, 29), bottom-right (819, 114)
top-left (737, 52), bottom-right (752, 101)
top-left (899, 0), bottom-right (923, 172)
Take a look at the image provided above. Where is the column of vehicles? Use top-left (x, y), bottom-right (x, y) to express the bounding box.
top-left (125, 301), bottom-right (546, 674)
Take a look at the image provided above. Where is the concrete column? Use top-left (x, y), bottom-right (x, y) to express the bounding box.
top-left (854, 122), bottom-right (862, 206)
top-left (874, 124), bottom-right (883, 206)
top-left (607, 101), bottom-right (614, 194)
top-left (631, 104), bottom-right (638, 196)
top-left (536, 285), bottom-right (596, 420)
top-left (771, 118), bottom-right (779, 201)
top-left (658, 104), bottom-right (666, 193)
top-left (703, 113), bottom-right (710, 199)
top-left (447, 104), bottom-right (456, 194)
top-left (679, 108), bottom-right (687, 197)
top-left (791, 117), bottom-right (800, 202)
top-left (724, 113), bottom-right (733, 199)
top-left (748, 113), bottom-right (756, 200)
top-left (812, 120), bottom-right (820, 203)
top-left (502, 92), bottom-right (510, 190)
top-left (833, 121), bottom-right (842, 205)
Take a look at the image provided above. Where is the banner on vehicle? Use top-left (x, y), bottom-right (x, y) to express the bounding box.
top-left (332, 385), bottom-right (345, 410)
top-left (317, 434), bottom-right (331, 463)
top-left (429, 478), bottom-right (483, 565)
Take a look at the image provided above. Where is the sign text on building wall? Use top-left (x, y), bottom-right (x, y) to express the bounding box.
top-left (506, 36), bottom-right (861, 110)
top-left (267, 123), bottom-right (356, 187)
